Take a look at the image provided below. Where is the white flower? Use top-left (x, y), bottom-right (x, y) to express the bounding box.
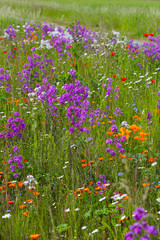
top-left (121, 121), bottom-right (130, 128)
top-left (151, 162), bottom-right (157, 166)
top-left (57, 175), bottom-right (64, 180)
top-left (91, 229), bottom-right (99, 234)
top-left (75, 208), bottom-right (79, 211)
top-left (111, 201), bottom-right (118, 205)
top-left (158, 211), bottom-right (160, 214)
top-left (81, 226), bottom-right (87, 230)
top-left (121, 215), bottom-right (126, 220)
top-left (2, 213), bottom-right (11, 218)
top-left (99, 196), bottom-right (106, 202)
top-left (65, 208), bottom-right (70, 213)
top-left (156, 198), bottom-right (160, 203)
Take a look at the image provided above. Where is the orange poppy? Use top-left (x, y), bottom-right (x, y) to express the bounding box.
top-left (33, 191), bottom-right (40, 195)
top-left (89, 160), bottom-right (94, 164)
top-left (142, 183), bottom-right (149, 187)
top-left (26, 199), bottom-right (33, 203)
top-left (19, 204), bottom-right (26, 209)
top-left (9, 183), bottom-right (16, 188)
top-left (107, 131), bottom-right (113, 136)
top-left (81, 159), bottom-right (85, 163)
top-left (18, 182), bottom-right (23, 188)
top-left (82, 164), bottom-right (87, 167)
top-left (8, 201), bottom-right (15, 204)
top-left (23, 210), bottom-right (29, 216)
top-left (98, 158), bottom-right (104, 161)
top-left (123, 196), bottom-right (131, 200)
top-left (148, 158), bottom-right (154, 163)
top-left (29, 234), bottom-right (40, 239)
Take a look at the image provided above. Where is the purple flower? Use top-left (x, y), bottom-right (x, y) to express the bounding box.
top-left (129, 222), bottom-right (142, 234)
top-left (133, 207), bottom-right (148, 221)
top-left (146, 226), bottom-right (158, 236)
top-left (14, 174), bottom-right (19, 178)
top-left (139, 235), bottom-right (151, 240)
top-left (124, 231), bottom-right (134, 240)
top-left (113, 107), bottom-right (122, 117)
top-left (106, 139), bottom-right (113, 144)
top-left (118, 172), bottom-right (123, 176)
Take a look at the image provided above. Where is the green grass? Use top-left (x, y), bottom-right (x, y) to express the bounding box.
top-left (0, 0), bottom-right (160, 38)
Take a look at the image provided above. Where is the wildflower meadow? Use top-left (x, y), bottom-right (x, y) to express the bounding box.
top-left (0, 20), bottom-right (160, 240)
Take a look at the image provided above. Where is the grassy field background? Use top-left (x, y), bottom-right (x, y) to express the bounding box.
top-left (0, 0), bottom-right (160, 38)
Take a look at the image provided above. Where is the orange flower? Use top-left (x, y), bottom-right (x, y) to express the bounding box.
top-left (142, 150), bottom-right (148, 154)
top-left (142, 183), bottom-right (149, 187)
top-left (81, 159), bottom-right (85, 163)
top-left (18, 182), bottom-right (23, 188)
top-left (89, 160), bottom-right (94, 164)
top-left (26, 199), bottom-right (33, 203)
top-left (123, 196), bottom-right (131, 200)
top-left (89, 182), bottom-right (93, 186)
top-left (19, 204), bottom-right (26, 209)
top-left (148, 158), bottom-right (154, 163)
top-left (155, 185), bottom-right (160, 188)
top-left (41, 122), bottom-right (45, 124)
top-left (107, 131), bottom-right (113, 136)
top-left (8, 183), bottom-right (15, 188)
top-left (23, 210), bottom-right (29, 216)
top-left (33, 191), bottom-right (40, 195)
top-left (0, 186), bottom-right (3, 191)
top-left (109, 158), bottom-right (115, 161)
top-left (95, 187), bottom-right (101, 191)
top-left (8, 201), bottom-right (15, 204)
top-left (98, 158), bottom-right (104, 161)
top-left (29, 234), bottom-right (40, 239)
top-left (84, 188), bottom-right (89, 192)
top-left (0, 172), bottom-right (3, 174)
top-left (82, 164), bottom-right (87, 167)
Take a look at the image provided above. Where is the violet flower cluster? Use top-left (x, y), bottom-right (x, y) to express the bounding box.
top-left (0, 67), bottom-right (12, 92)
top-left (127, 39), bottom-right (139, 60)
top-left (157, 89), bottom-right (160, 109)
top-left (0, 113), bottom-right (25, 178)
top-left (8, 146), bottom-right (23, 178)
top-left (143, 27), bottom-right (160, 61)
top-left (96, 174), bottom-right (108, 195)
top-left (124, 207), bottom-right (158, 240)
top-left (106, 134), bottom-right (126, 157)
top-left (36, 78), bottom-right (59, 118)
top-left (59, 80), bottom-right (90, 133)
top-left (20, 22), bottom-right (99, 60)
top-left (59, 80), bottom-right (101, 133)
top-left (105, 78), bottom-right (120, 100)
top-left (70, 69), bottom-right (77, 79)
top-left (0, 112), bottom-right (25, 141)
top-left (19, 53), bottom-right (54, 93)
top-left (67, 21), bottom-right (98, 49)
top-left (147, 111), bottom-right (153, 126)
top-left (4, 25), bottom-right (16, 40)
